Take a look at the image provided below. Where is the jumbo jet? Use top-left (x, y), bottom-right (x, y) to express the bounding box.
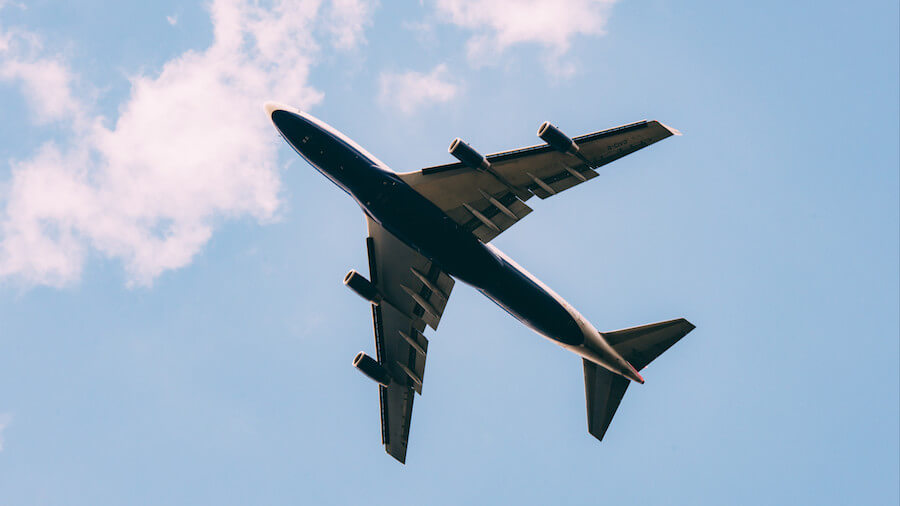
top-left (265, 103), bottom-right (695, 463)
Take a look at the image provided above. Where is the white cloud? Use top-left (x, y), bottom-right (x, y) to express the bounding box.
top-left (0, 26), bottom-right (84, 124)
top-left (0, 0), bottom-right (375, 287)
top-left (166, 15), bottom-right (178, 26)
top-left (432, 0), bottom-right (618, 71)
top-left (0, 413), bottom-right (10, 451)
top-left (378, 63), bottom-right (460, 115)
top-left (0, 58), bottom-right (84, 124)
top-left (326, 0), bottom-right (375, 49)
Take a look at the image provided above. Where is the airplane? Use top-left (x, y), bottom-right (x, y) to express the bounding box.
top-left (265, 102), bottom-right (695, 463)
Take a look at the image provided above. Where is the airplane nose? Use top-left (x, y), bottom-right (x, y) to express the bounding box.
top-left (265, 102), bottom-right (309, 142)
top-left (264, 101), bottom-right (288, 120)
top-left (265, 104), bottom-right (322, 161)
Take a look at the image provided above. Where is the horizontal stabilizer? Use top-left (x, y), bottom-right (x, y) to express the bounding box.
top-left (583, 359), bottom-right (630, 441)
top-left (604, 318), bottom-right (695, 371)
top-left (583, 318), bottom-right (695, 442)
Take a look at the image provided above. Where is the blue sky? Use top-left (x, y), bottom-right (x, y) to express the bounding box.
top-left (0, 0), bottom-right (897, 504)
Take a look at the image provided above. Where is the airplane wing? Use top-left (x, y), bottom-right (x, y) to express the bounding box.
top-left (363, 217), bottom-right (455, 463)
top-left (398, 120), bottom-right (679, 242)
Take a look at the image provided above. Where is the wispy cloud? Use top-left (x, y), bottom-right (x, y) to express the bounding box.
top-left (166, 14), bottom-right (178, 26)
top-left (0, 29), bottom-right (84, 124)
top-left (0, 0), bottom-right (376, 287)
top-left (378, 64), bottom-right (460, 115)
top-left (0, 413), bottom-right (10, 451)
top-left (432, 0), bottom-right (619, 74)
top-left (325, 0), bottom-right (375, 50)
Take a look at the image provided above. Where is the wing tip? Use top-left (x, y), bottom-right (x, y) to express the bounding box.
top-left (588, 428), bottom-right (606, 442)
top-left (658, 121), bottom-right (682, 136)
top-left (673, 317), bottom-right (696, 334)
top-left (386, 445), bottom-right (408, 464)
top-left (660, 122), bottom-right (684, 137)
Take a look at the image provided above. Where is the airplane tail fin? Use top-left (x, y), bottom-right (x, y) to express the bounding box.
top-left (584, 318), bottom-right (695, 441)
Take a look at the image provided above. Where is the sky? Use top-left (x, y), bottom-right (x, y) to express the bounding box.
top-left (0, 0), bottom-right (897, 504)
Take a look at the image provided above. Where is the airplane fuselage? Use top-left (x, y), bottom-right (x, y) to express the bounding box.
top-left (271, 108), bottom-right (643, 383)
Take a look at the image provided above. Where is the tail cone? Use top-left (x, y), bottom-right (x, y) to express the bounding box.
top-left (624, 363), bottom-right (645, 384)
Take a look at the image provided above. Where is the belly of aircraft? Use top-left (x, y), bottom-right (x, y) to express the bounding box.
top-left (365, 181), bottom-right (585, 347)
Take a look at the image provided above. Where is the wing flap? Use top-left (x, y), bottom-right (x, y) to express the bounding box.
top-left (368, 220), bottom-right (455, 331)
top-left (383, 379), bottom-right (415, 463)
top-left (523, 165), bottom-right (600, 199)
top-left (444, 189), bottom-right (534, 243)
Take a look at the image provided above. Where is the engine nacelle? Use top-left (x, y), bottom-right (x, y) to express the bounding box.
top-left (343, 269), bottom-right (382, 304)
top-left (538, 121), bottom-right (579, 156)
top-left (449, 138), bottom-right (490, 171)
top-left (353, 352), bottom-right (392, 386)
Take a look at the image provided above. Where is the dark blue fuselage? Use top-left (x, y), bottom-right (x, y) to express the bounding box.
top-left (272, 110), bottom-right (585, 346)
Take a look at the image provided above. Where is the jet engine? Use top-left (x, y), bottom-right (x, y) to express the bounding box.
top-left (344, 269), bottom-right (382, 304)
top-left (353, 352), bottom-right (392, 386)
top-left (449, 138), bottom-right (490, 171)
top-left (538, 121), bottom-right (580, 156)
